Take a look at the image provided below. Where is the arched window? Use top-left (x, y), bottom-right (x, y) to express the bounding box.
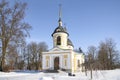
top-left (57, 36), bottom-right (61, 45)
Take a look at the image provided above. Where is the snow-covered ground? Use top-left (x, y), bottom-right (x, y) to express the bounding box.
top-left (0, 69), bottom-right (120, 80)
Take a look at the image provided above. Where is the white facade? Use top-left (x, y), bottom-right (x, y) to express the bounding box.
top-left (42, 48), bottom-right (72, 71)
top-left (42, 47), bottom-right (84, 72)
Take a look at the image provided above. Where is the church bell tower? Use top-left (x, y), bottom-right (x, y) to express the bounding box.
top-left (52, 5), bottom-right (73, 49)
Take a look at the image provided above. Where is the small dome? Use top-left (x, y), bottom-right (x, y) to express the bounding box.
top-left (52, 26), bottom-right (69, 36)
top-left (67, 38), bottom-right (74, 47)
top-left (79, 47), bottom-right (83, 53)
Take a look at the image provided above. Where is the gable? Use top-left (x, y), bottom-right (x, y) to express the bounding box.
top-left (49, 47), bottom-right (64, 52)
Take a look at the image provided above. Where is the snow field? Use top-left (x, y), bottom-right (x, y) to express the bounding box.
top-left (0, 69), bottom-right (120, 80)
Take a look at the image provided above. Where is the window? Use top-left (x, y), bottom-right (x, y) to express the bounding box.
top-left (78, 60), bottom-right (80, 67)
top-left (65, 59), bottom-right (67, 66)
top-left (64, 55), bottom-right (67, 66)
top-left (57, 36), bottom-right (61, 45)
top-left (46, 56), bottom-right (49, 67)
top-left (46, 60), bottom-right (48, 67)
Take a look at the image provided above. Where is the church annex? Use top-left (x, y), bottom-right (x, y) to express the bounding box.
top-left (42, 7), bottom-right (85, 73)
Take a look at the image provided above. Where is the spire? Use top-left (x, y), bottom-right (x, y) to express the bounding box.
top-left (58, 4), bottom-right (62, 27)
top-left (59, 4), bottom-right (62, 20)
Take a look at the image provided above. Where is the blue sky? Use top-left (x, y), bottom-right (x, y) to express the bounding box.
top-left (8, 0), bottom-right (120, 52)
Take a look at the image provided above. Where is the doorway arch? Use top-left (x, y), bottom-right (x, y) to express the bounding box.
top-left (54, 57), bottom-right (59, 70)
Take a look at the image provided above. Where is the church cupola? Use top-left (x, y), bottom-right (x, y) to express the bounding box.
top-left (52, 5), bottom-right (69, 37)
top-left (52, 5), bottom-right (73, 50)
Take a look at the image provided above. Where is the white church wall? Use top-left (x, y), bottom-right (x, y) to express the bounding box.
top-left (75, 54), bottom-right (85, 71)
top-left (67, 54), bottom-right (71, 69)
top-left (42, 51), bottom-right (85, 72)
top-left (70, 51), bottom-right (75, 73)
top-left (42, 52), bottom-right (72, 71)
top-left (49, 56), bottom-right (53, 70)
top-left (42, 55), bottom-right (49, 70)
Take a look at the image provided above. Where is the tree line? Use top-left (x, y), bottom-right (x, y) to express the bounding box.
top-left (0, 40), bottom-right (48, 71)
top-left (85, 38), bottom-right (120, 70)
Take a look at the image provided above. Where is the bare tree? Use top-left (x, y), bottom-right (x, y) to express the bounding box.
top-left (15, 40), bottom-right (27, 70)
top-left (87, 46), bottom-right (97, 60)
top-left (98, 38), bottom-right (118, 70)
top-left (98, 42), bottom-right (108, 70)
top-left (6, 44), bottom-right (18, 70)
top-left (85, 46), bottom-right (96, 79)
top-left (86, 46), bottom-right (97, 70)
top-left (26, 42), bottom-right (37, 70)
top-left (26, 42), bottom-right (48, 70)
top-left (0, 0), bottom-right (31, 71)
top-left (114, 51), bottom-right (120, 68)
top-left (26, 44), bottom-right (32, 70)
top-left (37, 42), bottom-right (48, 70)
top-left (105, 39), bottom-right (118, 69)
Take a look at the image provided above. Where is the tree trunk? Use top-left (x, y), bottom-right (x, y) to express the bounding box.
top-left (1, 47), bottom-right (6, 71)
top-left (1, 38), bottom-right (8, 71)
top-left (90, 64), bottom-right (93, 80)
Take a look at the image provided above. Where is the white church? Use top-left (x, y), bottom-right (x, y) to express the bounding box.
top-left (42, 7), bottom-right (85, 73)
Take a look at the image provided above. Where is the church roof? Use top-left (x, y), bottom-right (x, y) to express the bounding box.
top-left (67, 38), bottom-right (74, 47)
top-left (51, 25), bottom-right (69, 36)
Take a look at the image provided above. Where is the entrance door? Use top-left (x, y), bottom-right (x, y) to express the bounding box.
top-left (54, 57), bottom-right (59, 70)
